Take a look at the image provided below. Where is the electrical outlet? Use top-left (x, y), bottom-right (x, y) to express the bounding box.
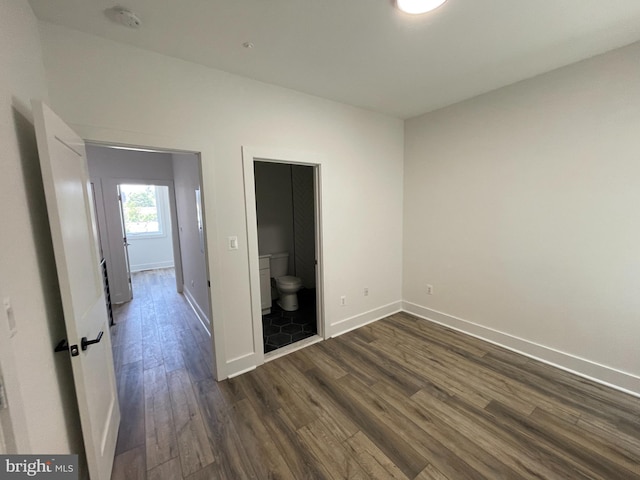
top-left (426, 284), bottom-right (434, 295)
top-left (364, 287), bottom-right (369, 297)
top-left (340, 295), bottom-right (347, 306)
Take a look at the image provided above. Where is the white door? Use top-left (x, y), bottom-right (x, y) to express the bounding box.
top-left (116, 185), bottom-right (133, 300)
top-left (32, 101), bottom-right (120, 480)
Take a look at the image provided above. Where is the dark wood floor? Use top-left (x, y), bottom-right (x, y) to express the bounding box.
top-left (111, 269), bottom-right (640, 479)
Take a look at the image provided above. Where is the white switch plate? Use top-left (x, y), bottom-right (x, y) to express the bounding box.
top-left (0, 380), bottom-right (7, 410)
top-left (228, 236), bottom-right (238, 250)
top-left (3, 298), bottom-right (16, 338)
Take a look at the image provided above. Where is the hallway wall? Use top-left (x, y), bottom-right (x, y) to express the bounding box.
top-left (172, 153), bottom-right (211, 330)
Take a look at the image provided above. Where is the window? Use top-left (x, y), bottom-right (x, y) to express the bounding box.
top-left (120, 184), bottom-right (163, 236)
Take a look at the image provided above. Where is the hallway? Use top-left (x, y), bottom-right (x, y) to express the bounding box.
top-left (110, 268), bottom-right (215, 479)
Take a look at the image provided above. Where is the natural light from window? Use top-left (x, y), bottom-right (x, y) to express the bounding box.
top-left (120, 184), bottom-right (162, 235)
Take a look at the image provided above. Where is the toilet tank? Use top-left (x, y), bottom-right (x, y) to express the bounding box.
top-left (269, 252), bottom-right (289, 277)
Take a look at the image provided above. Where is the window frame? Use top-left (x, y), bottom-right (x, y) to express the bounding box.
top-left (120, 184), bottom-right (168, 239)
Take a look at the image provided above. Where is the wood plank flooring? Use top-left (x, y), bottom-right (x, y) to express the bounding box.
top-left (111, 269), bottom-right (640, 479)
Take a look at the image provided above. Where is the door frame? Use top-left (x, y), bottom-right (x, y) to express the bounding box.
top-left (242, 146), bottom-right (326, 364)
top-left (0, 291), bottom-right (30, 454)
top-left (82, 138), bottom-right (224, 380)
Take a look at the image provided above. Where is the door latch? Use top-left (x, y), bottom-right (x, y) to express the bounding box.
top-left (54, 338), bottom-right (80, 357)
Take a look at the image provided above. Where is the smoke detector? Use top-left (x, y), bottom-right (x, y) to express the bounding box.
top-left (106, 7), bottom-right (142, 29)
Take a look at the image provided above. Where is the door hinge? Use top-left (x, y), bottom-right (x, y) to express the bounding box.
top-left (207, 280), bottom-right (211, 288)
top-left (54, 338), bottom-right (69, 353)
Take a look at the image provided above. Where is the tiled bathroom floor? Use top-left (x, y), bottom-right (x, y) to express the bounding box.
top-left (262, 288), bottom-right (317, 353)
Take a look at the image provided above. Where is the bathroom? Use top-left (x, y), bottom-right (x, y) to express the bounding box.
top-left (254, 161), bottom-right (318, 353)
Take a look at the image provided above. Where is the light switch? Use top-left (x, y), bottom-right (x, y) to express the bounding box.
top-left (3, 298), bottom-right (17, 338)
top-left (228, 236), bottom-right (238, 250)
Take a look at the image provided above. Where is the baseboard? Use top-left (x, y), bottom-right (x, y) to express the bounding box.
top-left (224, 352), bottom-right (260, 379)
top-left (183, 286), bottom-right (211, 335)
top-left (130, 261), bottom-right (175, 272)
top-left (222, 301), bottom-right (401, 379)
top-left (402, 301), bottom-right (640, 397)
top-left (227, 364), bottom-right (257, 379)
top-left (330, 301), bottom-right (402, 339)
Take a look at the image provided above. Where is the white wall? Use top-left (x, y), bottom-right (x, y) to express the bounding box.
top-left (292, 165), bottom-right (316, 289)
top-left (86, 146), bottom-right (174, 180)
top-left (254, 162), bottom-right (316, 288)
top-left (404, 41), bottom-right (640, 394)
top-left (254, 162), bottom-right (295, 263)
top-left (39, 22), bottom-right (405, 378)
top-left (0, 0), bottom-right (82, 455)
top-left (172, 153), bottom-right (211, 329)
top-left (86, 145), bottom-right (175, 303)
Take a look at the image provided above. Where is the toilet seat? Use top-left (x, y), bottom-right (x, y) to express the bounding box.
top-left (276, 275), bottom-right (302, 287)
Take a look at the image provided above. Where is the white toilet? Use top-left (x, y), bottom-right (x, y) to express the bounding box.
top-left (270, 252), bottom-right (303, 311)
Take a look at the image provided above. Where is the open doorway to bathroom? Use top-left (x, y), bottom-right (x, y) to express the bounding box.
top-left (242, 146), bottom-right (325, 363)
top-left (254, 161), bottom-right (318, 353)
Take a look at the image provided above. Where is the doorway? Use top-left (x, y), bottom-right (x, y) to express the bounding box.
top-left (86, 144), bottom-right (213, 335)
top-left (118, 183), bottom-right (175, 289)
top-left (254, 162), bottom-right (318, 353)
top-left (243, 147), bottom-right (325, 362)
top-left (85, 144), bottom-right (220, 474)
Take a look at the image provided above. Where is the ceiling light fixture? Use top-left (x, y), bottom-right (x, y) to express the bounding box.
top-left (396, 0), bottom-right (447, 15)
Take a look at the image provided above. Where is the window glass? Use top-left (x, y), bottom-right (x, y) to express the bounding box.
top-left (120, 184), bottom-right (162, 235)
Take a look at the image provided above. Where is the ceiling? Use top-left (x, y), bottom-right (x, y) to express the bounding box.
top-left (29, 0), bottom-right (640, 119)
